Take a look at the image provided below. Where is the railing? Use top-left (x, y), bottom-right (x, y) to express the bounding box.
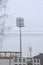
top-left (0, 51), bottom-right (20, 58)
top-left (14, 57), bottom-right (27, 64)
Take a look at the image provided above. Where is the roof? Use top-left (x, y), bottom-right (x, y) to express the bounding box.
top-left (33, 53), bottom-right (43, 59)
top-left (0, 51), bottom-right (20, 53)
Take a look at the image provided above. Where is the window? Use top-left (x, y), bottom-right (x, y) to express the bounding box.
top-left (19, 64), bottom-right (22, 65)
top-left (34, 59), bottom-right (36, 63)
top-left (23, 64), bottom-right (26, 65)
top-left (19, 58), bottom-right (22, 62)
top-left (34, 64), bottom-right (36, 65)
top-left (37, 59), bottom-right (39, 63)
top-left (28, 63), bottom-right (32, 65)
top-left (14, 58), bottom-right (18, 62)
top-left (37, 64), bottom-right (39, 65)
top-left (15, 64), bottom-right (18, 65)
top-left (23, 58), bottom-right (26, 63)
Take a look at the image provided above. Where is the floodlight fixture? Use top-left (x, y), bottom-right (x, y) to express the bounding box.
top-left (16, 17), bottom-right (24, 27)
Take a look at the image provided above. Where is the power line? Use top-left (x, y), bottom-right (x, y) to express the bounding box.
top-left (0, 33), bottom-right (43, 36)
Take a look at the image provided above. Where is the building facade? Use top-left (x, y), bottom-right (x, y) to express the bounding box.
top-left (0, 51), bottom-right (41, 65)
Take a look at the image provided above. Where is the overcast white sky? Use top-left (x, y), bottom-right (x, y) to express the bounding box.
top-left (0, 0), bottom-right (43, 57)
top-left (6, 0), bottom-right (43, 33)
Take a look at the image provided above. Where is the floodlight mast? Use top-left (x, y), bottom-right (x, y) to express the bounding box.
top-left (29, 47), bottom-right (32, 58)
top-left (16, 17), bottom-right (24, 58)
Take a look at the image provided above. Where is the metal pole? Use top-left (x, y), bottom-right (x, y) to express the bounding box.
top-left (9, 59), bottom-right (11, 65)
top-left (20, 27), bottom-right (22, 58)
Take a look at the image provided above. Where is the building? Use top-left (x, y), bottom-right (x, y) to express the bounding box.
top-left (0, 51), bottom-right (41, 65)
top-left (0, 51), bottom-right (27, 65)
top-left (33, 53), bottom-right (43, 65)
top-left (27, 58), bottom-right (40, 65)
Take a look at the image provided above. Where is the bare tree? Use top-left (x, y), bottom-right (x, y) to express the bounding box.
top-left (0, 0), bottom-right (12, 50)
top-left (0, 0), bottom-right (8, 9)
